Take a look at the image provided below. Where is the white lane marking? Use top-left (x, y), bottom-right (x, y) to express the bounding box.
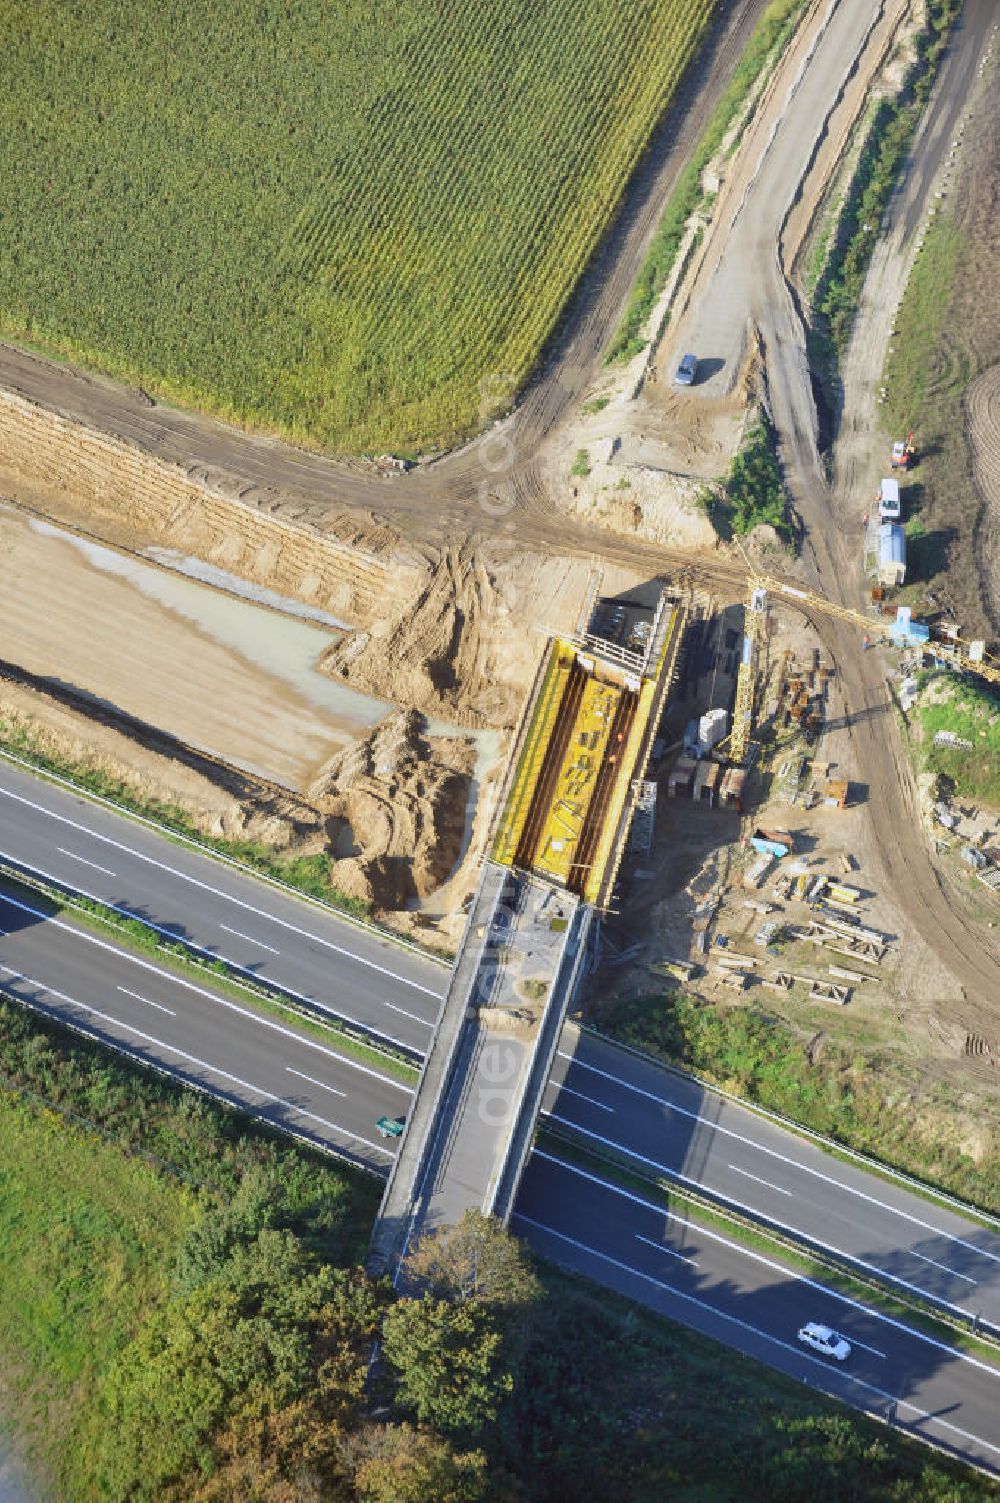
top-left (543, 1111), bottom-right (986, 1328)
top-left (0, 787), bottom-right (444, 998)
top-left (513, 1210), bottom-right (1000, 1461)
top-left (530, 1150), bottom-right (1000, 1382)
top-left (848, 1336), bottom-right (889, 1360)
top-left (0, 962), bottom-right (394, 1158)
top-left (117, 985), bottom-right (176, 1017)
top-left (220, 923), bottom-right (279, 954)
top-left (556, 1048), bottom-right (1000, 1267)
top-left (897, 1399), bottom-right (1000, 1461)
top-left (57, 846), bottom-right (117, 877)
top-left (286, 1066), bottom-right (346, 1098)
top-left (385, 1001), bottom-right (434, 1026)
top-left (553, 1081), bottom-right (615, 1113)
top-left (12, 852), bottom-right (419, 1055)
top-left (0, 888), bottom-right (415, 1094)
top-left (728, 1163), bottom-right (793, 1196)
top-left (909, 1248), bottom-right (978, 1285)
top-left (635, 1231), bottom-right (698, 1267)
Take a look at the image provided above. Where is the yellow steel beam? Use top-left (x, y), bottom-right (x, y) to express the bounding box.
top-left (492, 641), bottom-right (574, 866)
top-left (533, 674), bottom-right (621, 888)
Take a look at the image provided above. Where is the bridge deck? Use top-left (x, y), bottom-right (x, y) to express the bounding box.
top-left (369, 591), bottom-right (686, 1279)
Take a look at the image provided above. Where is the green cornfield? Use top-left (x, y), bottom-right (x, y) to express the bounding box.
top-left (1, 0), bottom-right (715, 453)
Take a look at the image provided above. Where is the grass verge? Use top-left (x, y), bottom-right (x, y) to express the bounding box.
top-left (0, 866), bottom-right (420, 1083)
top-left (910, 671), bottom-right (1000, 808)
top-left (590, 988), bottom-right (1000, 1216)
top-left (606, 0), bottom-right (811, 364)
top-left (870, 100), bottom-right (997, 627)
top-left (0, 1091), bottom-right (198, 1495)
top-left (530, 1253), bottom-right (997, 1500)
top-left (0, 993), bottom-right (994, 1500)
top-left (0, 995), bottom-right (380, 1500)
top-left (810, 0), bottom-right (961, 367)
top-left (883, 214), bottom-right (963, 430)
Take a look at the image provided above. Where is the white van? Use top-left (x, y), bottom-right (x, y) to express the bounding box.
top-left (878, 478), bottom-right (901, 520)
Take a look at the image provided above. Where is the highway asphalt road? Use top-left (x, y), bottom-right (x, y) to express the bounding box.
top-left (0, 755), bottom-right (446, 1055)
top-left (544, 1029), bottom-right (1000, 1333)
top-left (4, 802), bottom-right (1000, 1475)
top-left (5, 753), bottom-right (1000, 1329)
top-left (0, 882), bottom-right (413, 1173)
top-left (513, 1152), bottom-right (1000, 1478)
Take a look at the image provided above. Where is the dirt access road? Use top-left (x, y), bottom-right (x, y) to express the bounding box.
top-left (644, 0), bottom-right (1000, 1014)
top-left (666, 0), bottom-right (901, 402)
top-left (833, 7), bottom-right (999, 523)
top-left (0, 0), bottom-right (767, 559)
top-left (758, 0), bottom-right (1000, 1018)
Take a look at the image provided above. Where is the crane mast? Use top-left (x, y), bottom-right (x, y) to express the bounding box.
top-left (725, 555), bottom-right (1000, 767)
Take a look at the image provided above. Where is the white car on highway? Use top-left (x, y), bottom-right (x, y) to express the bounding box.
top-left (797, 1322), bottom-right (851, 1361)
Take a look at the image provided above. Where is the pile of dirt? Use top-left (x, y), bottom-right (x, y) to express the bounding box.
top-left (322, 548), bottom-right (499, 727)
top-left (0, 680), bottom-right (477, 920)
top-left (308, 709), bottom-right (476, 911)
top-left (548, 447), bottom-right (719, 549)
top-left (320, 543), bottom-right (618, 730)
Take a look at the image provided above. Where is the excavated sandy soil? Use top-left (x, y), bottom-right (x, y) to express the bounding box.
top-left (0, 401), bottom-right (650, 928)
top-left (0, 495), bottom-right (492, 928)
top-left (0, 676), bottom-right (482, 939)
top-left (307, 710), bottom-right (476, 913)
top-left (0, 388), bottom-right (649, 735)
top-left (0, 388), bottom-right (412, 626)
top-left (0, 502), bottom-right (391, 790)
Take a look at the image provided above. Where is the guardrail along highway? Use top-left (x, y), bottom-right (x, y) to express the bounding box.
top-left (5, 739), bottom-right (1000, 1474)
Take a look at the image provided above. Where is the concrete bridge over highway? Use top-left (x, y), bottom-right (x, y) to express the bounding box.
top-left (370, 584), bottom-right (686, 1276)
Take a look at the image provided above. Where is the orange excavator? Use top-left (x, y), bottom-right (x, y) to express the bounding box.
top-left (891, 432), bottom-right (916, 470)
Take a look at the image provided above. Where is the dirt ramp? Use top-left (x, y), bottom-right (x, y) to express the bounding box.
top-left (323, 546), bottom-right (517, 728)
top-left (321, 543), bottom-right (627, 730)
top-left (308, 709), bottom-right (475, 910)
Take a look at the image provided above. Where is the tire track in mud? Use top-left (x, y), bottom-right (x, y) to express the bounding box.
top-left (967, 364), bottom-right (1000, 637)
top-left (774, 0), bottom-right (1000, 1019)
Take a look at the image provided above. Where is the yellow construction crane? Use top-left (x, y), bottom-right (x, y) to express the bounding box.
top-left (726, 549), bottom-right (1000, 765)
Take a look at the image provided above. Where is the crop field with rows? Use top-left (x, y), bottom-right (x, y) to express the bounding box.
top-left (1, 0), bottom-right (714, 453)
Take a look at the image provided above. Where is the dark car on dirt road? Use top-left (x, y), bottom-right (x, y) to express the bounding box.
top-left (674, 352), bottom-right (698, 386)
